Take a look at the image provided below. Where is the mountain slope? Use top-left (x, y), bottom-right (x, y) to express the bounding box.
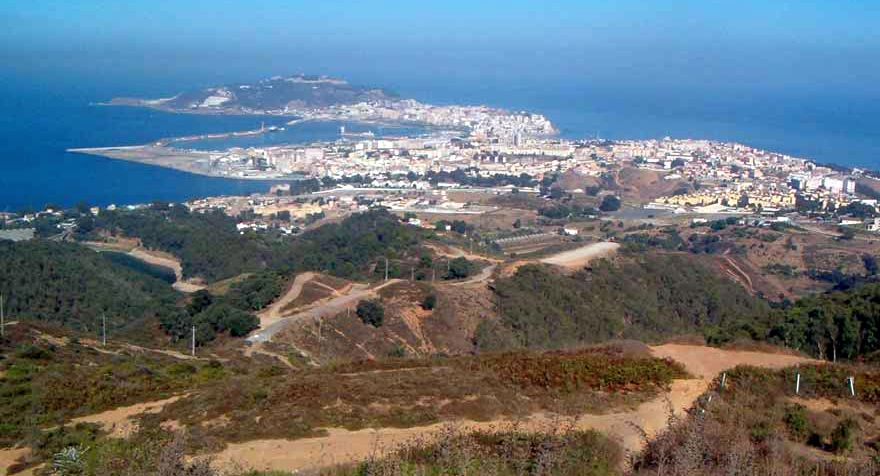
top-left (110, 74), bottom-right (395, 113)
top-left (0, 240), bottom-right (180, 336)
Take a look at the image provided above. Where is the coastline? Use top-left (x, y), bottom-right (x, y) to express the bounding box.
top-left (68, 145), bottom-right (301, 181)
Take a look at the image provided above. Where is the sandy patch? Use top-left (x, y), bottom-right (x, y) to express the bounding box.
top-left (71, 395), bottom-right (185, 438)
top-left (540, 242), bottom-right (620, 270)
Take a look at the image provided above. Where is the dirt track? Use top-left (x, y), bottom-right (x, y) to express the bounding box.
top-left (540, 241), bottom-right (620, 270)
top-left (0, 343), bottom-right (817, 474)
top-left (71, 395), bottom-right (185, 438)
top-left (127, 248), bottom-right (205, 293)
top-left (257, 272), bottom-right (317, 328)
top-left (209, 344), bottom-right (816, 473)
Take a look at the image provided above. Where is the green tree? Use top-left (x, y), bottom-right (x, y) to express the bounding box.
top-left (422, 294), bottom-right (437, 310)
top-left (356, 299), bottom-right (385, 327)
top-left (599, 195), bottom-right (621, 212)
top-left (446, 257), bottom-right (475, 280)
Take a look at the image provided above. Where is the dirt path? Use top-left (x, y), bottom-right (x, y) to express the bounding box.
top-left (424, 243), bottom-right (503, 263)
top-left (247, 280), bottom-right (402, 344)
top-left (209, 344), bottom-right (817, 473)
top-left (445, 264), bottom-right (497, 287)
top-left (0, 448), bottom-right (31, 476)
top-left (258, 272), bottom-right (317, 328)
top-left (720, 253), bottom-right (755, 294)
top-left (78, 338), bottom-right (203, 361)
top-left (128, 248), bottom-right (205, 293)
top-left (649, 344), bottom-right (814, 380)
top-left (71, 395), bottom-right (185, 438)
top-left (1, 395), bottom-right (186, 474)
top-left (540, 241), bottom-right (620, 270)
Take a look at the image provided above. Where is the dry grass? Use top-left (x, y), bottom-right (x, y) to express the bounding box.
top-left (632, 365), bottom-right (880, 475)
top-left (324, 424), bottom-right (623, 476)
top-left (149, 345), bottom-right (685, 448)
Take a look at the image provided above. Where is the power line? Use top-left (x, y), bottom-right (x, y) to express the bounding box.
top-left (1, 293), bottom-right (5, 339)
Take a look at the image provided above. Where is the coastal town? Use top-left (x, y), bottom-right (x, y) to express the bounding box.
top-left (154, 129), bottom-right (876, 228)
top-left (19, 121), bottom-right (878, 245)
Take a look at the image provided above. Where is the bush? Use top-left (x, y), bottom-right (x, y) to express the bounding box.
top-left (829, 418), bottom-right (859, 454)
top-left (783, 404), bottom-right (810, 442)
top-left (445, 257), bottom-right (475, 280)
top-left (599, 195), bottom-right (621, 212)
top-left (356, 300), bottom-right (385, 327)
top-left (421, 294), bottom-right (437, 310)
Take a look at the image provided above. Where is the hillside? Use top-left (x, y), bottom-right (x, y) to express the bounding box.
top-left (88, 207), bottom-right (429, 284)
top-left (0, 240), bottom-right (180, 339)
top-left (479, 253), bottom-right (772, 350)
top-left (108, 74), bottom-right (395, 114)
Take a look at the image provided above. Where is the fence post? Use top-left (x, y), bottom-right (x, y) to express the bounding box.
top-left (720, 372), bottom-right (727, 390)
top-left (847, 376), bottom-right (855, 397)
top-left (795, 372), bottom-right (801, 395)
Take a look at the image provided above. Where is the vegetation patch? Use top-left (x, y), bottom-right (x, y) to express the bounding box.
top-left (633, 364), bottom-right (880, 475)
top-left (153, 345), bottom-right (683, 445)
top-left (333, 428), bottom-right (622, 476)
top-left (481, 254), bottom-right (770, 350)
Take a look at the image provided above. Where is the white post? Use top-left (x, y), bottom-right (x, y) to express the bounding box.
top-left (720, 372), bottom-right (727, 390)
top-left (101, 313), bottom-right (107, 346)
top-left (795, 373), bottom-right (801, 395)
top-left (848, 376), bottom-right (855, 397)
top-left (384, 257), bottom-right (389, 281)
top-left (191, 325), bottom-right (196, 357)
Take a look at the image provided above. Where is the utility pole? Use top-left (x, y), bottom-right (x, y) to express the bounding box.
top-left (411, 267), bottom-right (415, 281)
top-left (384, 257), bottom-right (389, 281)
top-left (191, 326), bottom-right (196, 357)
top-left (317, 318), bottom-right (323, 360)
top-left (101, 313), bottom-right (107, 346)
top-left (1, 293), bottom-right (5, 339)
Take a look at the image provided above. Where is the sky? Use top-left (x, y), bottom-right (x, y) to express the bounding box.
top-left (1, 0), bottom-right (878, 101)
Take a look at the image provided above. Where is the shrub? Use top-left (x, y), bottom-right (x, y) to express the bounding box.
top-left (421, 294), bottom-right (437, 310)
top-left (356, 300), bottom-right (385, 327)
top-left (829, 418), bottom-right (859, 454)
top-left (599, 195), bottom-right (621, 212)
top-left (445, 257), bottom-right (475, 280)
top-left (783, 404), bottom-right (810, 442)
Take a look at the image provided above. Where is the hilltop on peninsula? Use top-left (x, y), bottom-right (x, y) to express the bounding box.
top-left (106, 74), bottom-right (396, 114)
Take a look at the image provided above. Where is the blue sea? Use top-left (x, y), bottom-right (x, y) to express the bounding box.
top-left (0, 71), bottom-right (877, 211)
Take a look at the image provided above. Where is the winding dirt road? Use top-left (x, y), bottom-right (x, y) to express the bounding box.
top-left (257, 272), bottom-right (317, 328)
top-left (128, 248), bottom-right (205, 293)
top-left (209, 344), bottom-right (816, 473)
top-left (1, 343), bottom-right (816, 475)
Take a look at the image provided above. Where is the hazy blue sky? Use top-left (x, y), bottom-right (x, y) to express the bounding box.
top-left (1, 0), bottom-right (877, 99)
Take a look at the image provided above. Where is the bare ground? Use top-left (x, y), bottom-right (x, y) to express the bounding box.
top-left (71, 395), bottom-right (186, 438)
top-left (540, 242), bottom-right (620, 270)
top-left (128, 247), bottom-right (205, 293)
